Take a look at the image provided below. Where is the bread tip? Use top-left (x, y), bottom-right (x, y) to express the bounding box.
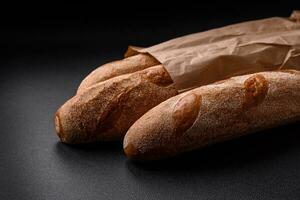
top-left (123, 140), bottom-right (139, 160)
top-left (54, 111), bottom-right (67, 143)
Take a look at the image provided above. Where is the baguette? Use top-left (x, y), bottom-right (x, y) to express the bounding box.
top-left (55, 65), bottom-right (178, 144)
top-left (124, 70), bottom-right (300, 160)
top-left (77, 54), bottom-right (159, 94)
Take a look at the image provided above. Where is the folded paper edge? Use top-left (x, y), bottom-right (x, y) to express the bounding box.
top-left (124, 46), bottom-right (144, 58)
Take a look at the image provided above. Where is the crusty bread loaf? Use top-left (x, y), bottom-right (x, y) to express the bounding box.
top-left (124, 70), bottom-right (300, 160)
top-left (55, 65), bottom-right (178, 144)
top-left (77, 54), bottom-right (159, 94)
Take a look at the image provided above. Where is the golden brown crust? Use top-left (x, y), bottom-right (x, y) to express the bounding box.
top-left (54, 112), bottom-right (64, 141)
top-left (172, 93), bottom-right (201, 135)
top-left (55, 65), bottom-right (178, 144)
top-left (77, 54), bottom-right (159, 94)
top-left (124, 70), bottom-right (300, 160)
top-left (243, 74), bottom-right (269, 109)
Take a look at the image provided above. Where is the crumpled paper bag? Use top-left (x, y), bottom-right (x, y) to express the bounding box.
top-left (126, 11), bottom-right (300, 92)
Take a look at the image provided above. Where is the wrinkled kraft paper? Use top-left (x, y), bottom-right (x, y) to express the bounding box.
top-left (126, 11), bottom-right (300, 92)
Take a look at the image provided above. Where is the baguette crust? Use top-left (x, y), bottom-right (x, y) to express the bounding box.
top-left (124, 70), bottom-right (300, 160)
top-left (55, 65), bottom-right (178, 144)
top-left (172, 93), bottom-right (201, 135)
top-left (77, 54), bottom-right (159, 94)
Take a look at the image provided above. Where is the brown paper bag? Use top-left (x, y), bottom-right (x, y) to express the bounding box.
top-left (126, 11), bottom-right (300, 92)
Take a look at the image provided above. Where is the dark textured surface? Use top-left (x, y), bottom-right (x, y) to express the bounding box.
top-left (1, 2), bottom-right (300, 200)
